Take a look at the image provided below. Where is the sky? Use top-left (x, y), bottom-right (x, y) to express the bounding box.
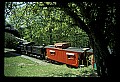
top-left (5, 2), bottom-right (26, 23)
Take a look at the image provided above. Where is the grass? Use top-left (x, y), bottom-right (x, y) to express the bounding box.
top-left (4, 51), bottom-right (98, 77)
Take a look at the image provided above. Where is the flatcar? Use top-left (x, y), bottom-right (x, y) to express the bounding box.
top-left (17, 41), bottom-right (95, 68)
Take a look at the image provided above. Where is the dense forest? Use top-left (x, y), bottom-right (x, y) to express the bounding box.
top-left (5, 2), bottom-right (120, 77)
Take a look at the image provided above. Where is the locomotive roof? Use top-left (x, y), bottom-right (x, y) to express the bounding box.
top-left (23, 42), bottom-right (31, 44)
top-left (32, 46), bottom-right (44, 48)
top-left (44, 45), bottom-right (55, 48)
top-left (23, 42), bottom-right (33, 44)
top-left (45, 45), bottom-right (92, 53)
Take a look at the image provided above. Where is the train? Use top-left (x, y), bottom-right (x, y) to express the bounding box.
top-left (16, 39), bottom-right (95, 68)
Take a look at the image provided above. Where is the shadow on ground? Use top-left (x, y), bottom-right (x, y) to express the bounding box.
top-left (4, 49), bottom-right (21, 57)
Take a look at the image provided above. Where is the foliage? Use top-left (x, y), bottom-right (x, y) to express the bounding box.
top-left (5, 2), bottom-right (89, 47)
top-left (4, 32), bottom-right (19, 49)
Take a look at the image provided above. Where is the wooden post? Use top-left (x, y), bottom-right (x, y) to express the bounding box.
top-left (82, 60), bottom-right (83, 65)
top-left (91, 54), bottom-right (94, 69)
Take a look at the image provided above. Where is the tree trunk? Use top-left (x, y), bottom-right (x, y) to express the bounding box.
top-left (56, 2), bottom-right (119, 77)
top-left (89, 3), bottom-right (119, 77)
top-left (91, 31), bottom-right (119, 77)
top-left (110, 2), bottom-right (120, 77)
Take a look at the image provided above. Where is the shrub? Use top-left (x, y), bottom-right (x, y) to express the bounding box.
top-left (78, 65), bottom-right (98, 77)
top-left (4, 32), bottom-right (19, 49)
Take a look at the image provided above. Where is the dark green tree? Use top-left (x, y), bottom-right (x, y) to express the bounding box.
top-left (56, 2), bottom-right (119, 77)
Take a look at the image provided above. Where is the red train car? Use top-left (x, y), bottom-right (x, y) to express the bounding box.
top-left (45, 43), bottom-right (93, 68)
top-left (45, 46), bottom-right (67, 64)
top-left (64, 47), bottom-right (84, 67)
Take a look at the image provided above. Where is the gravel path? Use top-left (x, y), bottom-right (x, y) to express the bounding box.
top-left (20, 55), bottom-right (50, 66)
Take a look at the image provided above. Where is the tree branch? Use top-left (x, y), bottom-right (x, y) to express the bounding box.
top-left (56, 2), bottom-right (90, 35)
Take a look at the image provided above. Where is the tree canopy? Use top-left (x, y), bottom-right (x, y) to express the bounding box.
top-left (5, 2), bottom-right (89, 47)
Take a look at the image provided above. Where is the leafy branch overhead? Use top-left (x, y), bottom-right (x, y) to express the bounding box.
top-left (5, 2), bottom-right (89, 47)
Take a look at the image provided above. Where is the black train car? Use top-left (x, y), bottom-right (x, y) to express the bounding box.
top-left (17, 39), bottom-right (46, 59)
top-left (25, 43), bottom-right (46, 59)
top-left (17, 40), bottom-right (35, 55)
top-left (22, 42), bottom-right (33, 54)
top-left (30, 45), bottom-right (45, 59)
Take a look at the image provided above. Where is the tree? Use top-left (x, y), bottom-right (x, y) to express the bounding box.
top-left (55, 1), bottom-right (119, 77)
top-left (4, 32), bottom-right (19, 49)
top-left (5, 23), bottom-right (21, 38)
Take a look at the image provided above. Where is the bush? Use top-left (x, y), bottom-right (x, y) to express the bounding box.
top-left (78, 65), bottom-right (98, 77)
top-left (4, 32), bottom-right (19, 49)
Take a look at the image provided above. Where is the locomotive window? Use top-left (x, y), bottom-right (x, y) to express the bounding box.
top-left (37, 49), bottom-right (41, 53)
